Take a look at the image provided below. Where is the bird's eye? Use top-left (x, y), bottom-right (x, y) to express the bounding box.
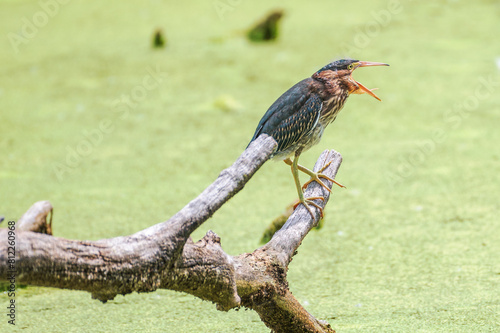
top-left (347, 64), bottom-right (354, 70)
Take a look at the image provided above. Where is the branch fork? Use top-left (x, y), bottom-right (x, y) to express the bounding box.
top-left (1, 134), bottom-right (342, 333)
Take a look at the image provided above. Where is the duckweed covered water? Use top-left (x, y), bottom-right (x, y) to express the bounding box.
top-left (1, 0), bottom-right (499, 331)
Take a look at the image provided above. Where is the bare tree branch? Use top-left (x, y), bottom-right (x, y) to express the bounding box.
top-left (264, 150), bottom-right (342, 267)
top-left (0, 135), bottom-right (276, 301)
top-left (17, 200), bottom-right (53, 234)
top-left (0, 135), bottom-right (342, 332)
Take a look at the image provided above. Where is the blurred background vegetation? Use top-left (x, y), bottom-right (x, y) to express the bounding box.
top-left (1, 0), bottom-right (499, 331)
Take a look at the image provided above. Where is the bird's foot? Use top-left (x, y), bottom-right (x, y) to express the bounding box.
top-left (293, 196), bottom-right (324, 219)
top-left (301, 161), bottom-right (345, 191)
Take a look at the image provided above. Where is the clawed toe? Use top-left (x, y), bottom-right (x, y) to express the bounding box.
top-left (293, 197), bottom-right (324, 219)
top-left (301, 173), bottom-right (345, 191)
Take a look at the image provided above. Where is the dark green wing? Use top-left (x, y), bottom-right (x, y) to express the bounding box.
top-left (249, 78), bottom-right (321, 153)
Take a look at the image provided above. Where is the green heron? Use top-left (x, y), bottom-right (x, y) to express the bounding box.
top-left (249, 59), bottom-right (389, 218)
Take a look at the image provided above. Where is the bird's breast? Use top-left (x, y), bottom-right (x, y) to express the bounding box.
top-left (319, 93), bottom-right (348, 125)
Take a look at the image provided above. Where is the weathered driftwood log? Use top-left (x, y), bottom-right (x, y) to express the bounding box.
top-left (0, 134), bottom-right (342, 333)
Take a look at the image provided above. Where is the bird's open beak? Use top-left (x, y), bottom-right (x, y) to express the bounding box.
top-left (357, 61), bottom-right (389, 68)
top-left (351, 61), bottom-right (389, 101)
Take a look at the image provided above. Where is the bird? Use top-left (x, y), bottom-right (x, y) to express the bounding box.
top-left (248, 59), bottom-right (389, 218)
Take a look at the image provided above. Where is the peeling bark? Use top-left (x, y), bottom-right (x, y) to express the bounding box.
top-left (0, 135), bottom-right (341, 333)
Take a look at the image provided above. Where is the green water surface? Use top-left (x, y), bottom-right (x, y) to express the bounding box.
top-left (1, 0), bottom-right (499, 331)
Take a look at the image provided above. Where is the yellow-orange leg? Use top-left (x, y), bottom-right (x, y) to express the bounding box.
top-left (292, 197), bottom-right (325, 219)
top-left (283, 158), bottom-right (345, 194)
top-left (287, 154), bottom-right (326, 219)
top-left (300, 161), bottom-right (345, 190)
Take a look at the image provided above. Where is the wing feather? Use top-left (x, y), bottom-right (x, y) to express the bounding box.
top-left (249, 78), bottom-right (322, 153)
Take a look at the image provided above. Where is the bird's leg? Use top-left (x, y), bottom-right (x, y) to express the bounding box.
top-left (283, 158), bottom-right (345, 192)
top-left (287, 155), bottom-right (324, 219)
top-left (298, 161), bottom-right (346, 191)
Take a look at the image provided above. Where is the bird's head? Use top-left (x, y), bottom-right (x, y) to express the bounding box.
top-left (313, 59), bottom-right (389, 101)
